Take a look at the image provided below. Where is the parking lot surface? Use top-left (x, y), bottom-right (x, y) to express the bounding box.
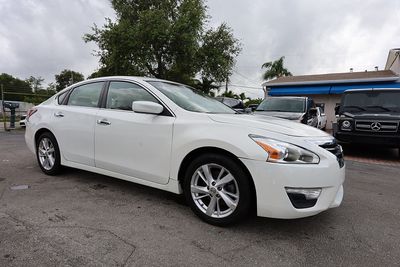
top-left (0, 131), bottom-right (399, 266)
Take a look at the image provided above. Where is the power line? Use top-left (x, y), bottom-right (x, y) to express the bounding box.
top-left (232, 70), bottom-right (261, 86)
top-left (228, 84), bottom-right (263, 90)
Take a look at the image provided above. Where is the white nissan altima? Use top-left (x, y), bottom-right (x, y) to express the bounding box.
top-left (25, 76), bottom-right (345, 225)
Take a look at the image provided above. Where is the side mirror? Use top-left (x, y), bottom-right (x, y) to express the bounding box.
top-left (132, 101), bottom-right (163, 115)
top-left (334, 105), bottom-right (340, 115)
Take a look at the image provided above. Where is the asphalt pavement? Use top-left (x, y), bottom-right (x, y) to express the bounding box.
top-left (0, 131), bottom-right (399, 266)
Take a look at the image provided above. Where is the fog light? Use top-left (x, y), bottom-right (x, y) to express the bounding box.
top-left (285, 187), bottom-right (322, 209)
top-left (285, 188), bottom-right (321, 199)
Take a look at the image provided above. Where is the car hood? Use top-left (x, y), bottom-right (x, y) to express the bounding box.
top-left (208, 114), bottom-right (329, 137)
top-left (254, 111), bottom-right (304, 120)
top-left (341, 112), bottom-right (400, 120)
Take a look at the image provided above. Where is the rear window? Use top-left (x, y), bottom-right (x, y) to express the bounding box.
top-left (67, 82), bottom-right (104, 108)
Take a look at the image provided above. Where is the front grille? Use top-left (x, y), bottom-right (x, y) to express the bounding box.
top-left (355, 120), bottom-right (399, 133)
top-left (319, 140), bottom-right (345, 168)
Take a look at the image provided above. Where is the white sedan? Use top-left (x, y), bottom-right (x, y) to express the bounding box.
top-left (25, 77), bottom-right (345, 225)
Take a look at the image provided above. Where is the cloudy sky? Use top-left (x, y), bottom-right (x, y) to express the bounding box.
top-left (1, 0), bottom-right (399, 98)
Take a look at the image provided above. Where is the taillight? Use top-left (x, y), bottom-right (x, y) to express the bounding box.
top-left (26, 107), bottom-right (38, 121)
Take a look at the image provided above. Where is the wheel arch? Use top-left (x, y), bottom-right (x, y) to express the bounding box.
top-left (177, 146), bottom-right (257, 209)
top-left (34, 128), bottom-right (55, 147)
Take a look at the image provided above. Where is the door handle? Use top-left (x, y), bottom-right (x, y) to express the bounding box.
top-left (54, 112), bottom-right (64, 118)
top-left (97, 119), bottom-right (111, 126)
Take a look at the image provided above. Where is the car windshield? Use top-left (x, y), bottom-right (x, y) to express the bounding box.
top-left (148, 81), bottom-right (236, 114)
top-left (256, 98), bottom-right (305, 113)
top-left (341, 91), bottom-right (400, 113)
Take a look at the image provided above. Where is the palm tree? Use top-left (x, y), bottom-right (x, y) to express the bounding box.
top-left (221, 90), bottom-right (238, 98)
top-left (261, 56), bottom-right (292, 80)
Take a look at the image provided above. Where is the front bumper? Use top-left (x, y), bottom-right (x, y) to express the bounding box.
top-left (335, 131), bottom-right (400, 147)
top-left (241, 158), bottom-right (345, 219)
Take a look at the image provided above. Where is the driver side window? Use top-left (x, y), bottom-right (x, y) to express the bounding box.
top-left (106, 82), bottom-right (158, 111)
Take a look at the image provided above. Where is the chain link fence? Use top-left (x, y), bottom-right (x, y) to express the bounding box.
top-left (1, 85), bottom-right (55, 131)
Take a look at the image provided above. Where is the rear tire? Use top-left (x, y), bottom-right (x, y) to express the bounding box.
top-left (183, 153), bottom-right (252, 226)
top-left (36, 132), bottom-right (62, 175)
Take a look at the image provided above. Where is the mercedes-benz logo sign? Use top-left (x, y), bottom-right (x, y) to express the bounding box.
top-left (371, 122), bottom-right (381, 131)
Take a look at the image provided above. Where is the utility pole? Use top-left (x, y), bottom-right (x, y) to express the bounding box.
top-left (225, 76), bottom-right (228, 93)
top-left (1, 84), bottom-right (7, 131)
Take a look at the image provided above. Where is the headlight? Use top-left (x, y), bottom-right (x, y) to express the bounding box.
top-left (249, 135), bottom-right (320, 164)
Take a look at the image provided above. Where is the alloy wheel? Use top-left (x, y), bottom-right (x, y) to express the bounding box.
top-left (190, 163), bottom-right (239, 218)
top-left (38, 137), bottom-right (56, 170)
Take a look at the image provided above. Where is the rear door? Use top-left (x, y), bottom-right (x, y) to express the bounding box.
top-left (51, 82), bottom-right (104, 166)
top-left (94, 81), bottom-right (175, 184)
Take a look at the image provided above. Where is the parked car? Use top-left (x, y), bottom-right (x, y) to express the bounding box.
top-left (214, 97), bottom-right (250, 113)
top-left (316, 107), bottom-right (327, 130)
top-left (247, 103), bottom-right (259, 112)
top-left (334, 88), bottom-right (400, 153)
top-left (254, 96), bottom-right (322, 128)
top-left (25, 77), bottom-right (345, 225)
top-left (19, 114), bottom-right (27, 127)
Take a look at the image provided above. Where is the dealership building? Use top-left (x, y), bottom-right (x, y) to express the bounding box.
top-left (262, 49), bottom-right (400, 130)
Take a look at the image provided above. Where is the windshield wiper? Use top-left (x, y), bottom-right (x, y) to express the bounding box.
top-left (365, 105), bottom-right (392, 112)
top-left (343, 105), bottom-right (366, 111)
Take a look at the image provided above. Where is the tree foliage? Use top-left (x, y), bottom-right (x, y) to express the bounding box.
top-left (197, 23), bottom-right (241, 89)
top-left (261, 56), bottom-right (292, 80)
top-left (25, 76), bottom-right (44, 92)
top-left (0, 73), bottom-right (32, 101)
top-left (55, 69), bottom-right (84, 92)
top-left (245, 98), bottom-right (262, 107)
top-left (84, 0), bottom-right (241, 93)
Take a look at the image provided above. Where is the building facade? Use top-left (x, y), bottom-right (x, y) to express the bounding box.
top-left (263, 49), bottom-right (400, 130)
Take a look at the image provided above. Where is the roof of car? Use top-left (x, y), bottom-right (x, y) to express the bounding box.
top-left (84, 76), bottom-right (177, 83)
top-left (57, 76), bottom-right (184, 95)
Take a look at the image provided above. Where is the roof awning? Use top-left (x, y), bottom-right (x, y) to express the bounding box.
top-left (268, 82), bottom-right (400, 96)
top-left (330, 82), bottom-right (400, 94)
top-left (268, 85), bottom-right (331, 96)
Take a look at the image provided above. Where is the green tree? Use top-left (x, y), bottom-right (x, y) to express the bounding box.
top-left (0, 73), bottom-right (32, 101)
top-left (245, 98), bottom-right (262, 107)
top-left (196, 23), bottom-right (241, 93)
top-left (25, 76), bottom-right (44, 92)
top-left (238, 92), bottom-right (248, 101)
top-left (261, 56), bottom-right (292, 80)
top-left (84, 0), bottom-right (241, 92)
top-left (220, 90), bottom-right (238, 99)
top-left (45, 82), bottom-right (57, 95)
top-left (55, 69), bottom-right (84, 92)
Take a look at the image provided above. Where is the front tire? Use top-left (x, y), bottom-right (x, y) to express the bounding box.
top-left (183, 153), bottom-right (252, 226)
top-left (36, 132), bottom-right (62, 175)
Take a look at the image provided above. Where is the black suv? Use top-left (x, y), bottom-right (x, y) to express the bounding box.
top-left (334, 89), bottom-right (400, 151)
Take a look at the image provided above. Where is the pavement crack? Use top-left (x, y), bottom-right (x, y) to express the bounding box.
top-left (1, 213), bottom-right (138, 264)
top-left (0, 181), bottom-right (9, 203)
top-left (191, 240), bottom-right (232, 262)
top-left (38, 225), bottom-right (137, 249)
top-left (122, 247), bottom-right (136, 267)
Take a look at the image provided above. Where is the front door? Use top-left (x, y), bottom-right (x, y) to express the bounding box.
top-left (94, 81), bottom-right (175, 184)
